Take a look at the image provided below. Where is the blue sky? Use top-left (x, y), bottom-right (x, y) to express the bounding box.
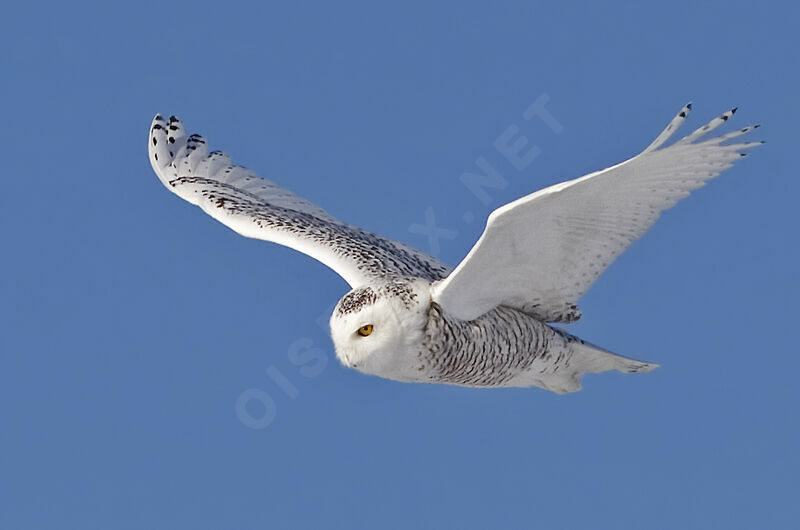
top-left (1, 1), bottom-right (798, 528)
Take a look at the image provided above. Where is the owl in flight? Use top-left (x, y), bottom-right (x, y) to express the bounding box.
top-left (149, 104), bottom-right (760, 393)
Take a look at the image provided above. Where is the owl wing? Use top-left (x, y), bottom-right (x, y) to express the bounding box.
top-left (431, 104), bottom-right (762, 322)
top-left (149, 115), bottom-right (449, 286)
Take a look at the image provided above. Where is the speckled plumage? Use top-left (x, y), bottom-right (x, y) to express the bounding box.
top-left (149, 104), bottom-right (761, 393)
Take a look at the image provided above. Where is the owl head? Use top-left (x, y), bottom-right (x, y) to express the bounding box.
top-left (329, 279), bottom-right (431, 382)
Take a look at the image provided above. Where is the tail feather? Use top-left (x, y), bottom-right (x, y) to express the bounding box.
top-left (542, 338), bottom-right (659, 394)
top-left (571, 338), bottom-right (659, 375)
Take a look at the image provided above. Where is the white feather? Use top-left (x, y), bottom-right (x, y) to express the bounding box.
top-left (431, 105), bottom-right (761, 322)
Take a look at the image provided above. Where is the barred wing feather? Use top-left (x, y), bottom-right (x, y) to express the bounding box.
top-left (148, 115), bottom-right (449, 287)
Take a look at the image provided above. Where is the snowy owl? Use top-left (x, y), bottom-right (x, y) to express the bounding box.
top-left (149, 104), bottom-right (760, 393)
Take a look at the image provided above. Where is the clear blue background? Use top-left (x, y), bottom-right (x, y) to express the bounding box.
top-left (2, 1), bottom-right (797, 528)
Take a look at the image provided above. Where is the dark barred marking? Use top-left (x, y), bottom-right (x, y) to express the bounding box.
top-left (336, 280), bottom-right (421, 316)
top-left (421, 303), bottom-right (580, 387)
top-left (337, 287), bottom-right (377, 315)
top-left (168, 176), bottom-right (450, 284)
top-left (381, 281), bottom-right (419, 308)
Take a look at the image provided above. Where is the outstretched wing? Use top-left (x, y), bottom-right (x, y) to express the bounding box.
top-left (149, 115), bottom-right (449, 286)
top-left (431, 104), bottom-right (762, 322)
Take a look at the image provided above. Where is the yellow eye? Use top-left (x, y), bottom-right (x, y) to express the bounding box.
top-left (356, 324), bottom-right (374, 337)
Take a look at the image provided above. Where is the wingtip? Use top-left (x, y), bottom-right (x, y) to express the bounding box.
top-left (151, 114), bottom-right (166, 130)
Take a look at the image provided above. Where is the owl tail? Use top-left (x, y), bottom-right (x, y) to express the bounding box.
top-left (543, 336), bottom-right (659, 394)
top-left (571, 339), bottom-right (659, 375)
